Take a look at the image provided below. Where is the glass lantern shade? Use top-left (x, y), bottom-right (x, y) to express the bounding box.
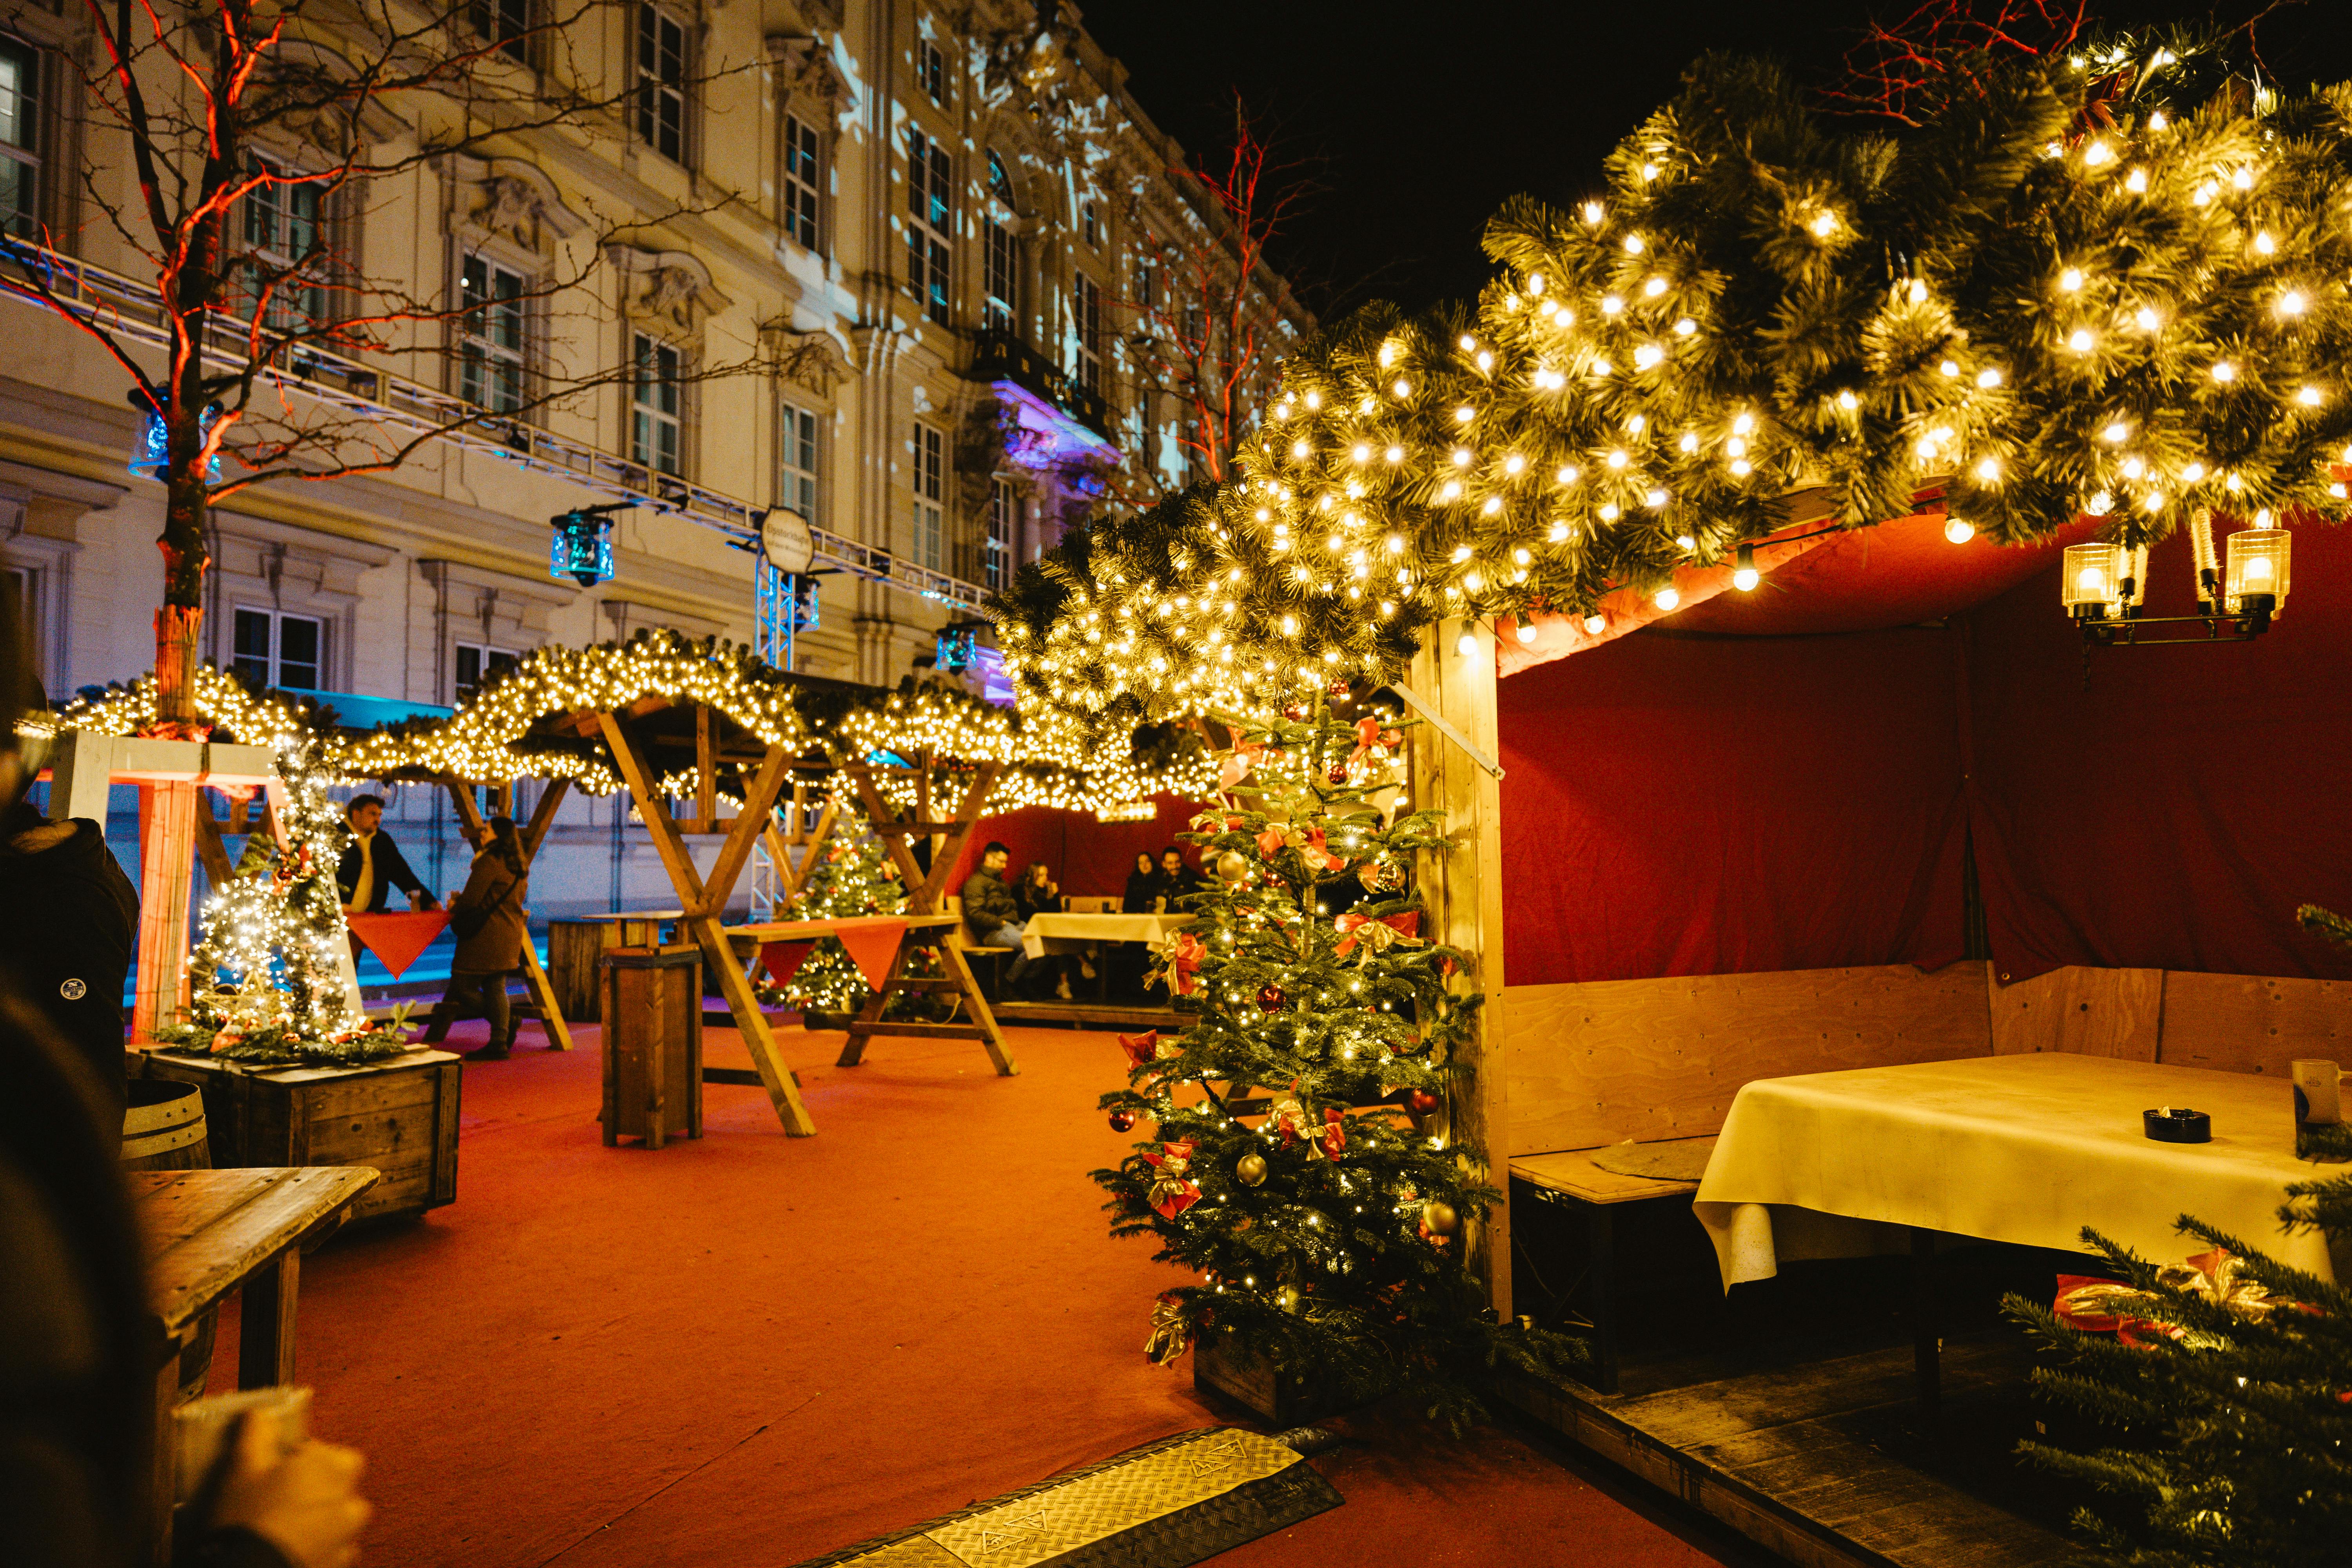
top-left (550, 510), bottom-right (615, 588)
top-left (2062, 542), bottom-right (2123, 616)
top-left (2225, 526), bottom-right (2291, 614)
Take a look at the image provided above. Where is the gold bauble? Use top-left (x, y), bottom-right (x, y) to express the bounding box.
top-left (1423, 1200), bottom-right (1459, 1235)
top-left (1215, 849), bottom-right (1251, 882)
top-left (1235, 1152), bottom-right (1269, 1187)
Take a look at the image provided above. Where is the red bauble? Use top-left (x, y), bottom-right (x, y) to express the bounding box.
top-left (1328, 763), bottom-right (1349, 784)
top-left (1257, 985), bottom-right (1285, 1013)
top-left (1282, 703), bottom-right (1307, 720)
top-left (1406, 1089), bottom-right (1440, 1115)
top-left (1107, 1106), bottom-right (1139, 1132)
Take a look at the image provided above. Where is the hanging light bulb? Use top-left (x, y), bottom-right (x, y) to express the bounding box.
top-left (1514, 619), bottom-right (1537, 644)
top-left (1732, 543), bottom-right (1759, 592)
top-left (1944, 515), bottom-right (1975, 544)
top-left (1653, 584), bottom-right (1681, 612)
top-left (1581, 612), bottom-right (1606, 635)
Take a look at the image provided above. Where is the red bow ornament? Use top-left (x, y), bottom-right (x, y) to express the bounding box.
top-left (1348, 716), bottom-right (1402, 772)
top-left (1118, 1028), bottom-right (1181, 1085)
top-left (1299, 827), bottom-right (1340, 873)
top-left (1144, 1290), bottom-right (1189, 1366)
top-left (1217, 740), bottom-right (1264, 791)
top-left (1265, 1082), bottom-right (1314, 1150)
top-left (1317, 1106), bottom-right (1347, 1160)
top-left (1142, 1139), bottom-right (1201, 1219)
top-left (1336, 909), bottom-right (1422, 957)
top-left (1154, 931), bottom-right (1205, 996)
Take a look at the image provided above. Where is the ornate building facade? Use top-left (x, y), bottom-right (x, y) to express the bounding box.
top-left (0, 0), bottom-right (1308, 911)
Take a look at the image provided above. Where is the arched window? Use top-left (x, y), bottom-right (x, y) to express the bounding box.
top-left (982, 147), bottom-right (1019, 334)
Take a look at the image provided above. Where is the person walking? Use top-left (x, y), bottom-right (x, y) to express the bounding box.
top-left (439, 817), bottom-right (530, 1061)
top-left (336, 795), bottom-right (437, 914)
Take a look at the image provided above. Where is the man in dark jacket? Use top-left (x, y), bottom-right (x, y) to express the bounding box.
top-left (960, 841), bottom-right (1030, 989)
top-left (334, 794), bottom-right (436, 914)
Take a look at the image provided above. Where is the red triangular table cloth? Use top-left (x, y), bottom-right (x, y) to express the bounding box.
top-left (346, 911), bottom-right (452, 979)
top-left (757, 916), bottom-right (910, 992)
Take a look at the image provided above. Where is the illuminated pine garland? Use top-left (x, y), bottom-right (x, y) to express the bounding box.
top-left (993, 42), bottom-right (2352, 737)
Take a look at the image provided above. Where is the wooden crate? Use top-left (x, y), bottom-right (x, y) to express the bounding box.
top-left (601, 944), bottom-right (702, 1148)
top-left (1193, 1332), bottom-right (1328, 1426)
top-left (134, 1047), bottom-right (462, 1221)
top-left (546, 919), bottom-right (611, 1022)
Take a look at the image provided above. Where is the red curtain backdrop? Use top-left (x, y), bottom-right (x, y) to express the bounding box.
top-left (940, 795), bottom-right (1207, 906)
top-left (1498, 627), bottom-right (1969, 985)
top-left (1497, 525), bottom-right (2352, 987)
top-left (1964, 524), bottom-right (2352, 982)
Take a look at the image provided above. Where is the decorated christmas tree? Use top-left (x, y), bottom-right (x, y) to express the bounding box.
top-left (1094, 699), bottom-right (1577, 1431)
top-left (771, 830), bottom-right (907, 1018)
top-left (2003, 902), bottom-right (2352, 1566)
top-left (163, 731), bottom-right (410, 1065)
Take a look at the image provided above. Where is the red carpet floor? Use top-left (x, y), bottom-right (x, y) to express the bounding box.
top-left (205, 1020), bottom-right (1771, 1567)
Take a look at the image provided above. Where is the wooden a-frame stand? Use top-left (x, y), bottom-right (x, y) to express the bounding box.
top-left (595, 701), bottom-right (818, 1134)
top-left (831, 756), bottom-right (1017, 1078)
top-left (417, 776), bottom-right (577, 1051)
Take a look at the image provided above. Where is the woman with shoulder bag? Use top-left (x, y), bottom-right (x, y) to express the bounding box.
top-left (439, 817), bottom-right (530, 1062)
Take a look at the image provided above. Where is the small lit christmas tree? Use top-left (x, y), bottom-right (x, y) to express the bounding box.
top-left (772, 831), bottom-right (907, 1018)
top-left (2004, 901), bottom-right (2352, 1567)
top-left (1094, 698), bottom-right (1577, 1431)
top-left (162, 731), bottom-right (410, 1065)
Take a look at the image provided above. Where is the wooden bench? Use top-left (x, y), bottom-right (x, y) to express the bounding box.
top-left (1503, 962), bottom-right (1996, 1391)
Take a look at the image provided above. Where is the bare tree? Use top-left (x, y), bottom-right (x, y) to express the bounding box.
top-left (1111, 100), bottom-right (1312, 513)
top-left (1, 0), bottom-right (755, 728)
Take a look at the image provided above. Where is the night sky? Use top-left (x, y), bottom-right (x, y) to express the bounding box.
top-left (1076, 0), bottom-right (2347, 320)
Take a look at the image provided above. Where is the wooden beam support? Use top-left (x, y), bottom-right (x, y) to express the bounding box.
top-left (444, 778), bottom-right (487, 842)
top-left (694, 704), bottom-right (717, 834)
top-left (1408, 628), bottom-right (1511, 1321)
top-left (521, 778), bottom-right (570, 860)
top-left (194, 808), bottom-right (235, 890)
top-left (702, 743), bottom-right (793, 913)
top-left (598, 710), bottom-right (707, 913)
top-left (911, 762), bottom-right (999, 914)
top-left (686, 911), bottom-right (817, 1135)
top-left (517, 942), bottom-right (575, 1053)
top-left (842, 763), bottom-right (932, 901)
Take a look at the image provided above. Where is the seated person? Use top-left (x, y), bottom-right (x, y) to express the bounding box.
top-left (1155, 846), bottom-right (1204, 913)
top-left (958, 842), bottom-right (1030, 993)
top-left (1121, 851), bottom-right (1159, 913)
top-left (1015, 863), bottom-right (1077, 1000)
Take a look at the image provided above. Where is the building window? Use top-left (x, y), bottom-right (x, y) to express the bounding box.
top-left (915, 36), bottom-right (945, 104)
top-left (907, 127), bottom-right (951, 326)
top-left (912, 421), bottom-right (944, 573)
top-left (470, 0), bottom-right (531, 62)
top-left (238, 156), bottom-right (328, 334)
top-left (984, 218), bottom-right (1017, 334)
top-left (453, 642), bottom-right (520, 703)
top-left (632, 332), bottom-right (683, 476)
top-left (459, 254), bottom-right (527, 415)
top-left (635, 5), bottom-right (689, 165)
top-left (779, 400), bottom-right (820, 522)
top-left (985, 479), bottom-right (1014, 590)
top-left (782, 113), bottom-right (821, 250)
top-left (232, 608), bottom-right (323, 691)
top-left (1073, 271), bottom-right (1102, 398)
top-left (1133, 255), bottom-right (1156, 312)
top-left (1082, 199), bottom-right (1099, 249)
top-left (0, 37), bottom-right (39, 241)
top-left (986, 149), bottom-right (1013, 203)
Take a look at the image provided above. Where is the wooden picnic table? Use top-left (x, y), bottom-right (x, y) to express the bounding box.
top-left (132, 1165), bottom-right (379, 1563)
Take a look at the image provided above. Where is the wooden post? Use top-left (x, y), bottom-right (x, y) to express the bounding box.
top-left (134, 780), bottom-right (201, 1040)
top-left (1407, 626), bottom-right (1512, 1322)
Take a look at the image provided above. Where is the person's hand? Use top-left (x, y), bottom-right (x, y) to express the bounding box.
top-left (207, 1407), bottom-right (372, 1568)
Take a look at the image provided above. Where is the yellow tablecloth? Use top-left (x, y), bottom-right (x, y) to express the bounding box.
top-left (1693, 1053), bottom-right (2338, 1289)
top-left (1020, 912), bottom-right (1192, 960)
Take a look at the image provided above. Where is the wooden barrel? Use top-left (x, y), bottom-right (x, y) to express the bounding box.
top-left (122, 1078), bottom-right (211, 1171)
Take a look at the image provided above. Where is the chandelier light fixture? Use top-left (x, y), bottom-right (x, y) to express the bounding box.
top-left (2065, 510), bottom-right (2289, 646)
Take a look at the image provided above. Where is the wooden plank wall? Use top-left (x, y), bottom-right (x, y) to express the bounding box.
top-left (1505, 963), bottom-right (1995, 1157)
top-left (1506, 962), bottom-right (2352, 1157)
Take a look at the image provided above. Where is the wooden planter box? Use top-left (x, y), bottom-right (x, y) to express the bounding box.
top-left (135, 1047), bottom-right (462, 1221)
top-left (546, 919), bottom-right (610, 1022)
top-left (1193, 1332), bottom-right (1329, 1426)
top-left (601, 944), bottom-right (702, 1148)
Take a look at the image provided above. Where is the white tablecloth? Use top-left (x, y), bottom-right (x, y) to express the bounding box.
top-left (1693, 1053), bottom-right (2339, 1289)
top-left (1020, 912), bottom-right (1192, 960)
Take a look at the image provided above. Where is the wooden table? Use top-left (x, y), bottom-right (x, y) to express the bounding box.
top-left (579, 909), bottom-right (686, 946)
top-left (1017, 910), bottom-right (1192, 960)
top-left (133, 1167), bottom-right (378, 1562)
top-left (726, 912), bottom-right (1017, 1079)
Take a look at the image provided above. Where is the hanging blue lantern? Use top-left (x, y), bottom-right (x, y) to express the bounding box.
top-left (936, 625), bottom-right (978, 673)
top-left (128, 398), bottom-right (224, 481)
top-left (550, 509), bottom-right (617, 587)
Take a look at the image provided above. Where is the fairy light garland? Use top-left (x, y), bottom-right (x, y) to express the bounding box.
top-left (993, 42), bottom-right (2352, 736)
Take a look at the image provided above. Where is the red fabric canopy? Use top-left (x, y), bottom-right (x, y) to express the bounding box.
top-left (1497, 518), bottom-right (2352, 986)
